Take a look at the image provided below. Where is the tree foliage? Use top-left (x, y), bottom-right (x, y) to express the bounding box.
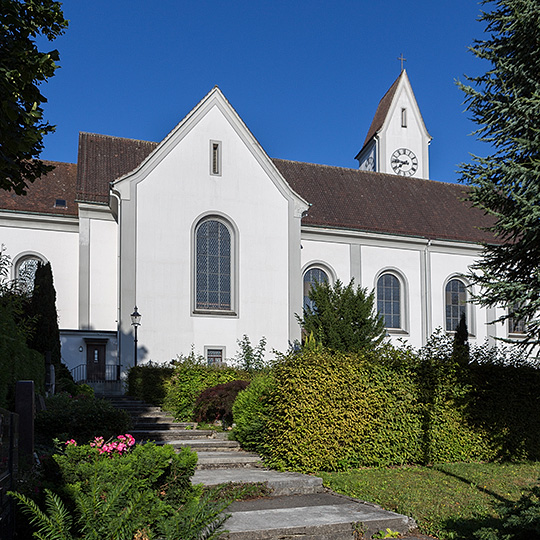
top-left (458, 0), bottom-right (540, 347)
top-left (297, 279), bottom-right (386, 353)
top-left (0, 0), bottom-right (68, 194)
top-left (27, 261), bottom-right (61, 364)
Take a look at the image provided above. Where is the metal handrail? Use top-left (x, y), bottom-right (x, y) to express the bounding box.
top-left (70, 364), bottom-right (120, 383)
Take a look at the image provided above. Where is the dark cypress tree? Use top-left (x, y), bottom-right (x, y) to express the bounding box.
top-left (458, 0), bottom-right (540, 347)
top-left (452, 312), bottom-right (470, 368)
top-left (297, 279), bottom-right (386, 353)
top-left (28, 262), bottom-right (61, 365)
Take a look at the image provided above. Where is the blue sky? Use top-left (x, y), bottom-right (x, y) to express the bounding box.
top-left (38, 0), bottom-right (491, 183)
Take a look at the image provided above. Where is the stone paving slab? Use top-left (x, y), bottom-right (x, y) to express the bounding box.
top-left (220, 492), bottom-right (414, 539)
top-left (193, 468), bottom-right (324, 496)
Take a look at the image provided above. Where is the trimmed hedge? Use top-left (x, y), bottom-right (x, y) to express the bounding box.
top-left (35, 393), bottom-right (132, 443)
top-left (0, 301), bottom-right (44, 409)
top-left (261, 346), bottom-right (425, 471)
top-left (127, 362), bottom-right (175, 406)
top-left (164, 358), bottom-right (248, 421)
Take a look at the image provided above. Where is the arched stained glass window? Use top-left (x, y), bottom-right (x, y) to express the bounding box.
top-left (195, 219), bottom-right (231, 311)
top-left (445, 279), bottom-right (467, 331)
top-left (377, 273), bottom-right (401, 329)
top-left (16, 256), bottom-right (42, 294)
top-left (303, 267), bottom-right (329, 311)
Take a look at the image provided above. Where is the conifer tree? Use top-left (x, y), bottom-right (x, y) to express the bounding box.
top-left (458, 0), bottom-right (540, 347)
top-left (452, 313), bottom-right (470, 367)
top-left (298, 279), bottom-right (386, 353)
top-left (28, 261), bottom-right (61, 364)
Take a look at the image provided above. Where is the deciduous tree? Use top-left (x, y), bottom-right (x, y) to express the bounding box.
top-left (0, 0), bottom-right (67, 194)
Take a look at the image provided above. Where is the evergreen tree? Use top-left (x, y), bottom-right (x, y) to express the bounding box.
top-left (452, 312), bottom-right (470, 367)
top-left (297, 279), bottom-right (386, 353)
top-left (28, 261), bottom-right (61, 364)
top-left (458, 0), bottom-right (540, 347)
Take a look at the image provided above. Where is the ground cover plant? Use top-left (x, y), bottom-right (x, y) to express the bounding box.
top-left (317, 462), bottom-right (540, 540)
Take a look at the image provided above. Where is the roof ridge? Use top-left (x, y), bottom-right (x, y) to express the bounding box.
top-left (79, 131), bottom-right (158, 145)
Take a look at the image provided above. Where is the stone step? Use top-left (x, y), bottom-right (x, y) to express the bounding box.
top-left (219, 492), bottom-right (415, 540)
top-left (192, 468), bottom-right (324, 497)
top-left (196, 451), bottom-right (263, 470)
top-left (169, 439), bottom-right (241, 452)
top-left (132, 421), bottom-right (194, 430)
top-left (133, 416), bottom-right (177, 424)
top-left (131, 429), bottom-right (214, 441)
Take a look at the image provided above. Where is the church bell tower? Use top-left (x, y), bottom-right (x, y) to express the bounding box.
top-left (355, 69), bottom-right (432, 179)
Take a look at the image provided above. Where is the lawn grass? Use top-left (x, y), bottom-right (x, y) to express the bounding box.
top-left (317, 462), bottom-right (540, 539)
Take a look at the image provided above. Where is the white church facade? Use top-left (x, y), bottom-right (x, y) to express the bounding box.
top-left (0, 71), bottom-right (514, 383)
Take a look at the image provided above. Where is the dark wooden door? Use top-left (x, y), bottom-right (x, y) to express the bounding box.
top-left (86, 343), bottom-right (106, 381)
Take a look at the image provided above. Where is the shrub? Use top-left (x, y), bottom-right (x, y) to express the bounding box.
top-left (35, 393), bottom-right (131, 444)
top-left (164, 353), bottom-right (248, 420)
top-left (10, 435), bottom-right (230, 539)
top-left (193, 380), bottom-right (250, 427)
top-left (127, 362), bottom-right (175, 406)
top-left (262, 346), bottom-right (423, 472)
top-left (0, 296), bottom-right (45, 409)
top-left (232, 371), bottom-right (275, 452)
top-left (233, 335), bottom-right (267, 372)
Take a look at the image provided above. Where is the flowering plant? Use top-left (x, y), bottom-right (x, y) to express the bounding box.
top-left (89, 433), bottom-right (136, 456)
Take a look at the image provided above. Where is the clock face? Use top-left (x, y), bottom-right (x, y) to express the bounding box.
top-left (391, 148), bottom-right (418, 176)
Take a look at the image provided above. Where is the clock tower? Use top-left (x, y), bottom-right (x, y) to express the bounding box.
top-left (356, 69), bottom-right (431, 179)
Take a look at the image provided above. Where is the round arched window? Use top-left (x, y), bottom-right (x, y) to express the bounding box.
top-left (16, 256), bottom-right (42, 294)
top-left (303, 267), bottom-right (329, 311)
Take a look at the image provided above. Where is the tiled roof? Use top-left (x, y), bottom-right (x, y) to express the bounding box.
top-left (77, 132), bottom-right (158, 204)
top-left (272, 158), bottom-right (496, 244)
top-left (357, 71), bottom-right (403, 157)
top-left (0, 161), bottom-right (78, 217)
top-left (1, 132), bottom-right (495, 245)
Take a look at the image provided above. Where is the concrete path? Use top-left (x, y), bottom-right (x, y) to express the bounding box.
top-left (107, 396), bottom-right (419, 539)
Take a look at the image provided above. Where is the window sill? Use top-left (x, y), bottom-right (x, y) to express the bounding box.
top-left (193, 309), bottom-right (237, 317)
top-left (386, 328), bottom-right (409, 335)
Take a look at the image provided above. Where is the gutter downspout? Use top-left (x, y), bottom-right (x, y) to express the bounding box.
top-left (110, 189), bottom-right (122, 379)
top-left (422, 239), bottom-right (432, 345)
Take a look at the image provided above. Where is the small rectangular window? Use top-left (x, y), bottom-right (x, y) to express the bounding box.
top-left (55, 199), bottom-right (67, 208)
top-left (401, 108), bottom-right (407, 128)
top-left (210, 141), bottom-right (221, 176)
top-left (206, 348), bottom-right (224, 366)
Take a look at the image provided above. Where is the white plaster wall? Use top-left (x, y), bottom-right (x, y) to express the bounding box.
top-left (88, 218), bottom-right (118, 331)
top-left (0, 221), bottom-right (79, 329)
top-left (361, 244), bottom-right (424, 347)
top-left (135, 105), bottom-right (291, 363)
top-left (301, 239), bottom-right (350, 284)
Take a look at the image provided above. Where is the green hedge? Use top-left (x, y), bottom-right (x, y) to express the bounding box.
top-left (0, 302), bottom-right (44, 409)
top-left (163, 357), bottom-right (248, 421)
top-left (35, 393), bottom-right (132, 443)
top-left (126, 362), bottom-right (175, 406)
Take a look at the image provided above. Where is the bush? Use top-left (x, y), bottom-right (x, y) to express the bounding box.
top-left (35, 393), bottom-right (131, 444)
top-left (0, 297), bottom-right (45, 409)
top-left (164, 353), bottom-right (248, 420)
top-left (232, 372), bottom-right (275, 452)
top-left (261, 345), bottom-right (423, 472)
top-left (127, 362), bottom-right (175, 406)
top-left (10, 435), bottom-right (230, 539)
top-left (193, 380), bottom-right (250, 427)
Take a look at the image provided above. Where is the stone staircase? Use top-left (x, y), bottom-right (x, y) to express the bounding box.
top-left (107, 396), bottom-right (416, 539)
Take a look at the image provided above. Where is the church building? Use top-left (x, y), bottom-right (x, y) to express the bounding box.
top-left (0, 70), bottom-right (513, 386)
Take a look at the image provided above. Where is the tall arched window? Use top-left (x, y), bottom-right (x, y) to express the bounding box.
top-left (303, 267), bottom-right (328, 311)
top-left (15, 256), bottom-right (43, 294)
top-left (445, 278), bottom-right (467, 331)
top-left (377, 273), bottom-right (401, 329)
top-left (195, 219), bottom-right (231, 311)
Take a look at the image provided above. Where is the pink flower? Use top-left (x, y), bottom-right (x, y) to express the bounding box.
top-left (65, 439), bottom-right (77, 446)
